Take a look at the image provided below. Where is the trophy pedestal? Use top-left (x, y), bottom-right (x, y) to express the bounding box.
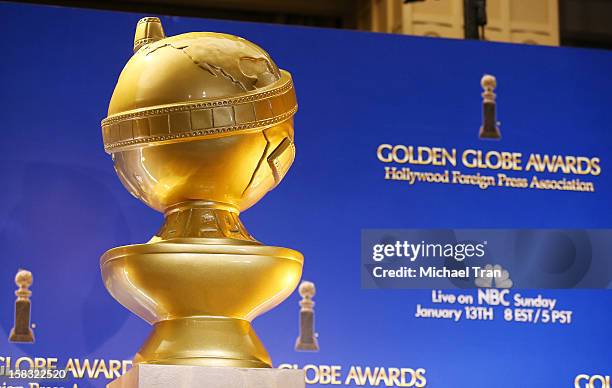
top-left (108, 364), bottom-right (305, 388)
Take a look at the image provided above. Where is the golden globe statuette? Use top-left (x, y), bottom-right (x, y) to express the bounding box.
top-left (479, 74), bottom-right (501, 139)
top-left (100, 17), bottom-right (303, 369)
top-left (9, 269), bottom-right (35, 343)
top-left (295, 281), bottom-right (319, 352)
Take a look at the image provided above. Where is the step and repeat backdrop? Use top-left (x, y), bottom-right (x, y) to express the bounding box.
top-left (0, 2), bottom-right (611, 387)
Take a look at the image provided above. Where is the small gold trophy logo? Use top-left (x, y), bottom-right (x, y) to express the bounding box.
top-left (295, 281), bottom-right (319, 352)
top-left (479, 74), bottom-right (501, 139)
top-left (9, 269), bottom-right (34, 343)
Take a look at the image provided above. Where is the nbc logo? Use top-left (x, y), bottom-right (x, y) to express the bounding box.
top-left (474, 264), bottom-right (513, 289)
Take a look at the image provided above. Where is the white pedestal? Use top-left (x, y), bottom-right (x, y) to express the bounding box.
top-left (108, 364), bottom-right (305, 388)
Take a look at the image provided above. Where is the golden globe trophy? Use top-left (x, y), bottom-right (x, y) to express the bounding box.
top-left (295, 281), bottom-right (319, 352)
top-left (101, 17), bottom-right (304, 387)
top-left (9, 269), bottom-right (35, 344)
top-left (479, 74), bottom-right (501, 139)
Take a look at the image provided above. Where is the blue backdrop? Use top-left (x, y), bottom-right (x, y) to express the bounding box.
top-left (0, 2), bottom-right (611, 387)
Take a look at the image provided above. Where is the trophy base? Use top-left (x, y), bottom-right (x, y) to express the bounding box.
top-left (135, 317), bottom-right (271, 368)
top-left (101, 241), bottom-right (303, 368)
top-left (295, 340), bottom-right (319, 352)
top-left (479, 126), bottom-right (501, 139)
top-left (107, 364), bottom-right (305, 388)
top-left (8, 329), bottom-right (34, 343)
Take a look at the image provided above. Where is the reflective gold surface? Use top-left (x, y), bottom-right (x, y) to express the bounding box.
top-left (100, 17), bottom-right (302, 368)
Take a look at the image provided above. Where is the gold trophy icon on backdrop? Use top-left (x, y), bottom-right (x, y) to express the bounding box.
top-left (295, 281), bottom-right (319, 352)
top-left (9, 269), bottom-right (35, 343)
top-left (100, 17), bottom-right (302, 370)
top-left (479, 74), bottom-right (501, 139)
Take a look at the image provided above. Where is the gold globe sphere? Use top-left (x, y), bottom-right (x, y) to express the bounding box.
top-left (103, 20), bottom-right (297, 214)
top-left (15, 269), bottom-right (32, 288)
